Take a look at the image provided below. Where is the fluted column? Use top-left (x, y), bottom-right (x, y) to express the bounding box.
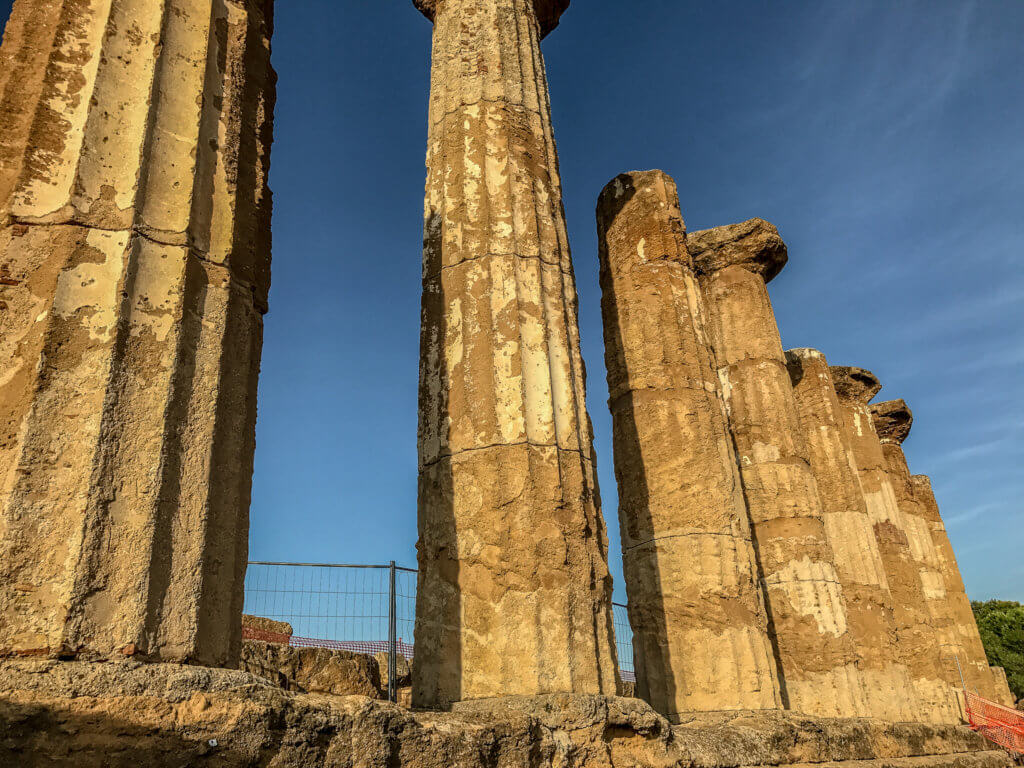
top-left (831, 369), bottom-right (958, 723)
top-left (412, 0), bottom-right (619, 708)
top-left (0, 0), bottom-right (275, 666)
top-left (988, 666), bottom-right (1016, 707)
top-left (596, 171), bottom-right (781, 718)
top-left (911, 474), bottom-right (1003, 702)
top-left (689, 221), bottom-right (865, 718)
top-left (785, 350), bottom-right (917, 721)
top-left (871, 400), bottom-right (969, 715)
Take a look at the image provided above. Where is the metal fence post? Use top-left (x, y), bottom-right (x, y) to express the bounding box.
top-left (388, 560), bottom-right (397, 703)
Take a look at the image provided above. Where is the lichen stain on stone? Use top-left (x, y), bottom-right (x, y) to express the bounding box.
top-left (51, 231), bottom-right (126, 343)
top-left (16, 5), bottom-right (108, 217)
top-left (773, 557), bottom-right (849, 637)
top-left (749, 440), bottom-right (782, 464)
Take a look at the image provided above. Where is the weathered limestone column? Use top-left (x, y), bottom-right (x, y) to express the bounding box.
top-left (831, 369), bottom-right (958, 723)
top-left (689, 221), bottom-right (866, 719)
top-left (988, 666), bottom-right (1016, 707)
top-left (596, 171), bottom-right (782, 718)
top-left (911, 473), bottom-right (1003, 701)
top-left (412, 0), bottom-right (619, 708)
top-left (871, 400), bottom-right (967, 712)
top-left (785, 350), bottom-right (918, 721)
top-left (0, 0), bottom-right (275, 667)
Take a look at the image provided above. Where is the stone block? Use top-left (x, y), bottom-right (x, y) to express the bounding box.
top-left (239, 640), bottom-right (382, 699)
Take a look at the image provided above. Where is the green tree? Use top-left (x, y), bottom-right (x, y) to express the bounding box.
top-left (972, 600), bottom-right (1024, 704)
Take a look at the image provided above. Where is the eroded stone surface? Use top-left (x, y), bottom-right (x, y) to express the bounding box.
top-left (242, 615), bottom-right (294, 640)
top-left (692, 222), bottom-right (866, 718)
top-left (596, 170), bottom-right (781, 718)
top-left (786, 351), bottom-right (919, 722)
top-left (871, 400), bottom-right (972, 710)
top-left (988, 666), bottom-right (1016, 708)
top-left (0, 660), bottom-right (1012, 768)
top-left (0, 0), bottom-right (275, 668)
top-left (239, 640), bottom-right (382, 698)
top-left (831, 371), bottom-right (959, 724)
top-left (910, 475), bottom-right (1005, 703)
top-left (412, 0), bottom-right (570, 37)
top-left (413, 0), bottom-right (618, 707)
top-left (376, 651), bottom-right (413, 690)
top-left (688, 218), bottom-right (788, 283)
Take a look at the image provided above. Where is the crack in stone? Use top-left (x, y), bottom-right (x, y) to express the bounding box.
top-left (421, 439), bottom-right (586, 468)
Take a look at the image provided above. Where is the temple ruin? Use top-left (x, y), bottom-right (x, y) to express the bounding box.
top-left (786, 350), bottom-right (920, 722)
top-left (411, 0), bottom-right (618, 708)
top-left (593, 171), bottom-right (1013, 726)
top-left (0, 0), bottom-right (273, 668)
top-left (688, 219), bottom-right (866, 720)
top-left (596, 171), bottom-right (782, 718)
top-left (0, 0), bottom-right (1017, 765)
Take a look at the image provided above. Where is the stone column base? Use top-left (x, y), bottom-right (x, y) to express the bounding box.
top-left (0, 659), bottom-right (1013, 767)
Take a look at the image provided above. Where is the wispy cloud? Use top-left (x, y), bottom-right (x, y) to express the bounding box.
top-left (946, 501), bottom-right (1003, 528)
top-left (932, 437), bottom-right (1013, 467)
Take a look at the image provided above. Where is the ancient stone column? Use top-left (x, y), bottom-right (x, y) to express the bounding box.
top-left (0, 0), bottom-right (275, 667)
top-left (911, 473), bottom-right (1003, 702)
top-left (831, 369), bottom-right (958, 723)
top-left (411, 0), bottom-right (619, 708)
top-left (871, 400), bottom-right (968, 713)
top-left (596, 171), bottom-right (781, 718)
top-left (785, 350), bottom-right (918, 721)
top-left (988, 666), bottom-right (1016, 707)
top-left (689, 221), bottom-right (865, 719)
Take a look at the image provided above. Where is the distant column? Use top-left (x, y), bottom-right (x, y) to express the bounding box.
top-left (596, 171), bottom-right (782, 718)
top-left (871, 399), bottom-right (969, 713)
top-left (689, 221), bottom-right (865, 718)
top-left (0, 0), bottom-right (275, 666)
top-left (411, 0), bottom-right (619, 708)
top-left (785, 350), bottom-right (917, 721)
top-left (988, 666), bottom-right (1016, 707)
top-left (831, 369), bottom-right (958, 723)
top-left (911, 474), bottom-right (1004, 702)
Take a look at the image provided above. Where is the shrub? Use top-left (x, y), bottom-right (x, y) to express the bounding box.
top-left (972, 600), bottom-right (1024, 703)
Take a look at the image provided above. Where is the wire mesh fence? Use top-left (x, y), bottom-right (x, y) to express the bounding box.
top-left (611, 602), bottom-right (635, 683)
top-left (243, 561), bottom-right (637, 686)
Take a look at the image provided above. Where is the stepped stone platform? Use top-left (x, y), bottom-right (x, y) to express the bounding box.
top-left (0, 660), bottom-right (1012, 768)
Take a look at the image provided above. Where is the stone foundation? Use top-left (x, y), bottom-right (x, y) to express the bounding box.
top-left (0, 660), bottom-right (1013, 768)
top-left (238, 639), bottom-right (382, 698)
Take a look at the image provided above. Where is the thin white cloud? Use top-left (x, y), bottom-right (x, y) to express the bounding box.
top-left (932, 436), bottom-right (1013, 467)
top-left (945, 502), bottom-right (1003, 528)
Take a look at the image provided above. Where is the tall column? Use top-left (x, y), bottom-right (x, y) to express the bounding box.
top-left (871, 399), bottom-right (968, 713)
top-left (689, 220), bottom-right (865, 718)
top-left (596, 171), bottom-right (781, 718)
top-left (988, 666), bottom-right (1016, 707)
top-left (0, 0), bottom-right (275, 667)
top-left (830, 369), bottom-right (958, 723)
top-left (785, 350), bottom-right (917, 721)
top-left (911, 473), bottom-right (1002, 701)
top-left (412, 0), bottom-right (619, 708)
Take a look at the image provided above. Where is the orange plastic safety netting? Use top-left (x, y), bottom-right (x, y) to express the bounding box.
top-left (965, 691), bottom-right (1024, 756)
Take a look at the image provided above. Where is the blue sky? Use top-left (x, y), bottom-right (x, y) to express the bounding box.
top-left (3, 1), bottom-right (1020, 603)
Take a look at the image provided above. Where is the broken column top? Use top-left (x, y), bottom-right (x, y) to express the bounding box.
top-left (870, 399), bottom-right (914, 445)
top-left (413, 0), bottom-right (570, 37)
top-left (830, 366), bottom-right (883, 404)
top-left (596, 170), bottom-right (689, 268)
top-left (687, 218), bottom-right (788, 283)
top-left (784, 348), bottom-right (827, 385)
top-left (597, 169), bottom-right (680, 214)
top-left (910, 474), bottom-right (934, 492)
top-left (787, 347), bottom-right (826, 360)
